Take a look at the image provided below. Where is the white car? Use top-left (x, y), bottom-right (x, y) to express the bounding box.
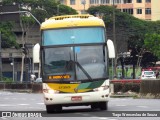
top-left (140, 71), bottom-right (156, 80)
top-left (35, 78), bottom-right (42, 83)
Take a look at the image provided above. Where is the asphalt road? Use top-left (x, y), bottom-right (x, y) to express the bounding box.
top-left (0, 91), bottom-right (160, 120)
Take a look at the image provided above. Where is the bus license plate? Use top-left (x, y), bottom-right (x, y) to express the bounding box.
top-left (71, 96), bottom-right (82, 101)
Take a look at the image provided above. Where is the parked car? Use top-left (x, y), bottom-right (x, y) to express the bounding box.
top-left (35, 78), bottom-right (42, 83)
top-left (140, 71), bottom-right (156, 80)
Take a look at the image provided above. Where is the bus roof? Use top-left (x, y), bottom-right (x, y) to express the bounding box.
top-left (41, 14), bottom-right (105, 30)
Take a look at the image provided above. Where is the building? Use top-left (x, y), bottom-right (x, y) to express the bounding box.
top-left (59, 0), bottom-right (160, 21)
top-left (1, 23), bottom-right (41, 82)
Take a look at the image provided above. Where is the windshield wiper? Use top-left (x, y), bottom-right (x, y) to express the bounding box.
top-left (68, 60), bottom-right (93, 80)
top-left (74, 61), bottom-right (93, 81)
top-left (60, 60), bottom-right (93, 81)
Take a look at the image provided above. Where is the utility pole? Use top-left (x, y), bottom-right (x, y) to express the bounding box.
top-left (81, 0), bottom-right (86, 14)
top-left (57, 5), bottom-right (59, 15)
top-left (113, 0), bottom-right (117, 77)
top-left (0, 31), bottom-right (2, 81)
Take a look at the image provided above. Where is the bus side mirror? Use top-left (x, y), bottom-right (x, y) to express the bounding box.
top-left (107, 39), bottom-right (115, 58)
top-left (33, 43), bottom-right (40, 63)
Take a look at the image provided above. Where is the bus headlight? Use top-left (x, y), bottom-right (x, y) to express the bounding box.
top-left (93, 85), bottom-right (109, 91)
top-left (48, 90), bottom-right (55, 94)
top-left (43, 89), bottom-right (59, 94)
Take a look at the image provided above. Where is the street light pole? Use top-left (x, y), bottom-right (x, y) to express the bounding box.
top-left (57, 5), bottom-right (59, 15)
top-left (113, 0), bottom-right (117, 77)
top-left (11, 58), bottom-right (15, 82)
top-left (0, 11), bottom-right (41, 26)
top-left (0, 31), bottom-right (2, 81)
top-left (81, 0), bottom-right (86, 14)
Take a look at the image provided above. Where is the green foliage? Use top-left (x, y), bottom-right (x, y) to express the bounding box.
top-left (0, 22), bottom-right (18, 48)
top-left (2, 0), bottom-right (77, 23)
top-left (1, 0), bottom-right (77, 48)
top-left (87, 5), bottom-right (160, 61)
top-left (87, 5), bottom-right (114, 27)
top-left (2, 77), bottom-right (13, 83)
top-left (144, 33), bottom-right (160, 59)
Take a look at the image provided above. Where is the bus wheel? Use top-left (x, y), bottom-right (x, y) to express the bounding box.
top-left (54, 105), bottom-right (62, 112)
top-left (91, 103), bottom-right (98, 110)
top-left (46, 105), bottom-right (54, 113)
top-left (99, 102), bottom-right (108, 110)
top-left (46, 105), bottom-right (62, 113)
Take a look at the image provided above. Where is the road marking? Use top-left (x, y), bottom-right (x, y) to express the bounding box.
top-left (115, 105), bottom-right (126, 107)
top-left (1, 117), bottom-right (8, 120)
top-left (74, 113), bottom-right (90, 116)
top-left (137, 106), bottom-right (148, 108)
top-left (17, 93), bottom-right (27, 94)
top-left (99, 117), bottom-right (108, 119)
top-left (36, 103), bottom-right (44, 105)
top-left (0, 104), bottom-right (15, 107)
top-left (108, 119), bottom-right (118, 120)
top-left (18, 104), bottom-right (29, 106)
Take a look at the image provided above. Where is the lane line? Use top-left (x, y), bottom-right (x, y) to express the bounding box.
top-left (137, 106), bottom-right (148, 108)
top-left (115, 105), bottom-right (127, 107)
top-left (0, 104), bottom-right (15, 107)
top-left (36, 103), bottom-right (44, 105)
top-left (99, 117), bottom-right (108, 120)
top-left (17, 104), bottom-right (30, 106)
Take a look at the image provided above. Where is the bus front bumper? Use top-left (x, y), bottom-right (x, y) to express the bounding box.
top-left (43, 89), bottom-right (109, 106)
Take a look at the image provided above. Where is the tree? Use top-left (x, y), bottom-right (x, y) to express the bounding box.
top-left (144, 33), bottom-right (160, 59)
top-left (141, 52), bottom-right (158, 68)
top-left (0, 22), bottom-right (18, 48)
top-left (2, 0), bottom-right (77, 23)
top-left (1, 0), bottom-right (77, 48)
top-left (87, 5), bottom-right (160, 64)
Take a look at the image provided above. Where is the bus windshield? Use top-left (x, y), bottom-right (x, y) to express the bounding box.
top-left (42, 27), bottom-right (105, 45)
top-left (42, 45), bottom-right (108, 81)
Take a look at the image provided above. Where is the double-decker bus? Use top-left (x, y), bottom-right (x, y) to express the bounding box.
top-left (34, 14), bottom-right (115, 113)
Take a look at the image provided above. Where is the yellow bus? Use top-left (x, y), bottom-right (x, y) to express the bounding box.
top-left (35, 14), bottom-right (115, 113)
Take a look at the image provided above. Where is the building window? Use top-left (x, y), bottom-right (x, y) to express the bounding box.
top-left (146, 0), bottom-right (151, 3)
top-left (100, 0), bottom-right (110, 4)
top-left (115, 0), bottom-right (122, 4)
top-left (137, 9), bottom-right (142, 14)
top-left (123, 8), bottom-right (133, 14)
top-left (90, 0), bottom-right (101, 4)
top-left (137, 0), bottom-right (142, 3)
top-left (70, 0), bottom-right (75, 5)
top-left (59, 0), bottom-right (65, 4)
top-left (124, 0), bottom-right (132, 3)
top-left (145, 8), bottom-right (151, 14)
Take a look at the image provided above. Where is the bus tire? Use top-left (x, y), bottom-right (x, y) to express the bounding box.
top-left (54, 105), bottom-right (62, 112)
top-left (91, 103), bottom-right (98, 110)
top-left (99, 102), bottom-right (108, 110)
top-left (46, 105), bottom-right (62, 113)
top-left (46, 105), bottom-right (54, 113)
